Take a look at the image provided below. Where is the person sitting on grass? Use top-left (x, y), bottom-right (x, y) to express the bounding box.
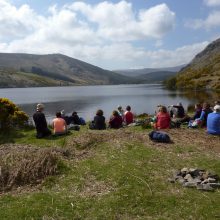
top-left (33, 103), bottom-right (51, 138)
top-left (169, 102), bottom-right (185, 118)
top-left (207, 105), bottom-right (220, 135)
top-left (124, 105), bottom-right (134, 125)
top-left (52, 111), bottom-right (68, 136)
top-left (109, 110), bottom-right (123, 129)
top-left (198, 102), bottom-right (213, 127)
top-left (89, 109), bottom-right (106, 130)
top-left (153, 106), bottom-right (171, 130)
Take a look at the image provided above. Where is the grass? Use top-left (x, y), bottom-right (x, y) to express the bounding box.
top-left (0, 126), bottom-right (220, 219)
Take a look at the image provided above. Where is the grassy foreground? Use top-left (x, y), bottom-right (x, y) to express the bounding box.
top-left (0, 126), bottom-right (220, 220)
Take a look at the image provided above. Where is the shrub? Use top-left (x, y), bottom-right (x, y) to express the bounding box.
top-left (0, 98), bottom-right (29, 131)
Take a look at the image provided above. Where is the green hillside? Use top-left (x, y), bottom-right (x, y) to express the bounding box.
top-left (0, 53), bottom-right (137, 88)
top-left (164, 38), bottom-right (220, 90)
top-left (0, 69), bottom-right (72, 88)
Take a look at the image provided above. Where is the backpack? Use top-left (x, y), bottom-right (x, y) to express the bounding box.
top-left (149, 131), bottom-right (171, 143)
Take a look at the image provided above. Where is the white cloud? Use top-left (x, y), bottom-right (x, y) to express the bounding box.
top-left (0, 0), bottom-right (207, 70)
top-left (204, 0), bottom-right (220, 7)
top-left (185, 11), bottom-right (220, 29)
top-left (68, 1), bottom-right (175, 41)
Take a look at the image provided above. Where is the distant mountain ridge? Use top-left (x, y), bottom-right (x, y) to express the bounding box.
top-left (0, 53), bottom-right (137, 87)
top-left (164, 38), bottom-right (220, 90)
top-left (115, 65), bottom-right (185, 77)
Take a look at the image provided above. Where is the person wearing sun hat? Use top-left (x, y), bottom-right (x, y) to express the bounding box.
top-left (33, 103), bottom-right (51, 138)
top-left (207, 105), bottom-right (220, 135)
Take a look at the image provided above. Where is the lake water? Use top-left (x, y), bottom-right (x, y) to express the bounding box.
top-left (0, 84), bottom-right (219, 123)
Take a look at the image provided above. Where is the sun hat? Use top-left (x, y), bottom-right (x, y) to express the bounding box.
top-left (214, 105), bottom-right (220, 112)
top-left (36, 103), bottom-right (44, 111)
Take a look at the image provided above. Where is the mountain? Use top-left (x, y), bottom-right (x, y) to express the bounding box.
top-left (0, 53), bottom-right (137, 88)
top-left (137, 71), bottom-right (178, 82)
top-left (164, 38), bottom-right (220, 90)
top-left (115, 65), bottom-right (185, 77)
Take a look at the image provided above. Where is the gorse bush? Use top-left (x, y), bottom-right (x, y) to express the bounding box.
top-left (0, 98), bottom-right (28, 131)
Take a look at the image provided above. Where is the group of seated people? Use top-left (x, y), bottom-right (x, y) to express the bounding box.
top-left (151, 101), bottom-right (220, 135)
top-left (89, 105), bottom-right (134, 130)
top-left (32, 101), bottom-right (220, 138)
top-left (32, 104), bottom-right (135, 138)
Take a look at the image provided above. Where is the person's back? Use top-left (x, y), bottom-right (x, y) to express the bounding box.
top-left (33, 103), bottom-right (51, 138)
top-left (69, 112), bottom-right (81, 125)
top-left (207, 105), bottom-right (220, 135)
top-left (33, 111), bottom-right (47, 132)
top-left (109, 111), bottom-right (123, 129)
top-left (91, 109), bottom-right (106, 130)
top-left (199, 103), bottom-right (213, 127)
top-left (156, 106), bottom-right (171, 129)
top-left (124, 105), bottom-right (134, 125)
top-left (52, 112), bottom-right (67, 135)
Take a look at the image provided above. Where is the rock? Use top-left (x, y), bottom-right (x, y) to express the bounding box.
top-left (209, 183), bottom-right (220, 189)
top-left (181, 167), bottom-right (189, 173)
top-left (189, 168), bottom-right (200, 177)
top-left (177, 176), bottom-right (186, 184)
top-left (184, 174), bottom-right (193, 181)
top-left (183, 182), bottom-right (197, 188)
top-left (197, 184), bottom-right (214, 191)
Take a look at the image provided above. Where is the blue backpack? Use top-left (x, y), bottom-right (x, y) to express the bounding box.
top-left (149, 131), bottom-right (171, 143)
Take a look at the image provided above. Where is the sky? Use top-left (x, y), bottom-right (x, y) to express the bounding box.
top-left (0, 0), bottom-right (220, 70)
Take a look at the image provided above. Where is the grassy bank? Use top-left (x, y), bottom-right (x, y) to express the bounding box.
top-left (0, 126), bottom-right (220, 219)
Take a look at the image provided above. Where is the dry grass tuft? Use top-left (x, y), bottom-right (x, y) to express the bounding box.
top-left (0, 145), bottom-right (63, 192)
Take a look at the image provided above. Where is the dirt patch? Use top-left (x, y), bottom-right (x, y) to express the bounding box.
top-left (79, 175), bottom-right (115, 198)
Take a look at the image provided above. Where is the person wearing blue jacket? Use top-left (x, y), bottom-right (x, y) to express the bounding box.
top-left (207, 105), bottom-right (220, 135)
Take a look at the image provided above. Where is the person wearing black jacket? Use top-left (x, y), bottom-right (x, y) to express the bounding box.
top-left (33, 103), bottom-right (51, 138)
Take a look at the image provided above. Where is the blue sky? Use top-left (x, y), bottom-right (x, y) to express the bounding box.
top-left (1, 0), bottom-right (220, 70)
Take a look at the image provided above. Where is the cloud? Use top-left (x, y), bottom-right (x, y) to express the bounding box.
top-left (185, 11), bottom-right (220, 29)
top-left (204, 0), bottom-right (220, 7)
top-left (0, 0), bottom-right (205, 69)
top-left (69, 1), bottom-right (175, 41)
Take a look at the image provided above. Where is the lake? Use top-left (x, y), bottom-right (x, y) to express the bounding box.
top-left (0, 84), bottom-right (219, 123)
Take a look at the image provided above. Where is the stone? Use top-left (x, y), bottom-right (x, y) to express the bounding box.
top-left (189, 168), bottom-right (200, 177)
top-left (209, 183), bottom-right (220, 189)
top-left (197, 184), bottom-right (214, 191)
top-left (183, 182), bottom-right (197, 188)
top-left (181, 167), bottom-right (189, 173)
top-left (177, 176), bottom-right (186, 184)
top-left (184, 174), bottom-right (193, 181)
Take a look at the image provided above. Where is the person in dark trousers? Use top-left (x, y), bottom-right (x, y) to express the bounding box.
top-left (33, 103), bottom-right (51, 138)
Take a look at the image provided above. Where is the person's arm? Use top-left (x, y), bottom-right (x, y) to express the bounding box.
top-left (198, 111), bottom-right (205, 121)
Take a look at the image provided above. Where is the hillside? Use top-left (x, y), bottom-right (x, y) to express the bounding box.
top-left (115, 65), bottom-right (184, 77)
top-left (164, 38), bottom-right (220, 90)
top-left (0, 53), bottom-right (137, 88)
top-left (137, 71), bottom-right (178, 82)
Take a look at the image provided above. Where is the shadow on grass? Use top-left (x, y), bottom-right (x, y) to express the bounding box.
top-left (0, 129), bottom-right (26, 144)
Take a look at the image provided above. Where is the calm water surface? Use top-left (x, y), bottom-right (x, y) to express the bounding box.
top-left (0, 84), bottom-right (218, 122)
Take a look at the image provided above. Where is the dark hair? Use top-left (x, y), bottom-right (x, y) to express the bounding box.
top-left (202, 102), bottom-right (210, 109)
top-left (126, 105), bottom-right (131, 111)
top-left (195, 103), bottom-right (202, 109)
top-left (159, 106), bottom-right (167, 113)
top-left (72, 111), bottom-right (77, 116)
top-left (56, 112), bottom-right (62, 118)
top-left (96, 109), bottom-right (103, 116)
top-left (112, 110), bottom-right (119, 116)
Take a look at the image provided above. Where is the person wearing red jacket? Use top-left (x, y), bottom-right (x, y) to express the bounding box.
top-left (155, 106), bottom-right (171, 129)
top-left (124, 105), bottom-right (134, 125)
